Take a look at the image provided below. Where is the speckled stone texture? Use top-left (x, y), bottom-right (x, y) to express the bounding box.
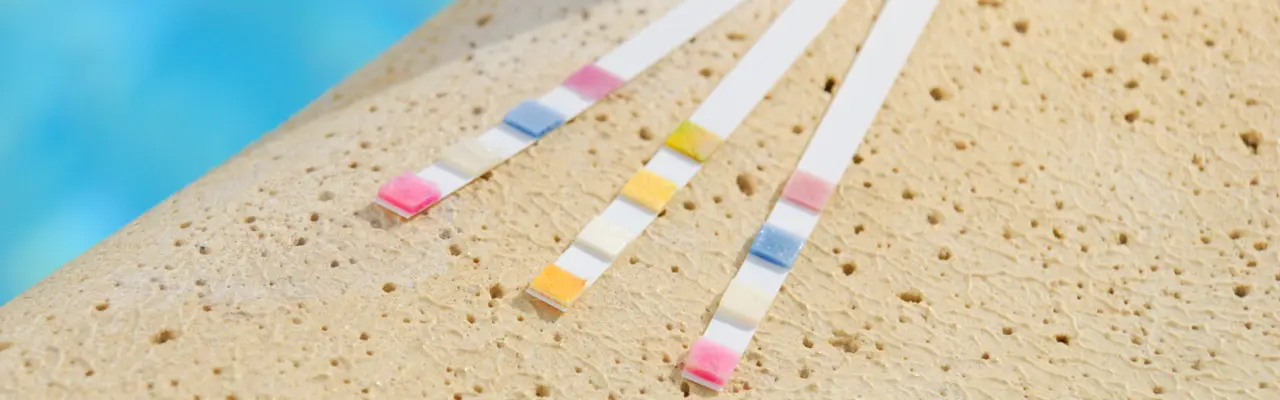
top-left (2, 0), bottom-right (1279, 398)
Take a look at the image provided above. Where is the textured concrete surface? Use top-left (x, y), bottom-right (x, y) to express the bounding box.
top-left (2, 0), bottom-right (1278, 398)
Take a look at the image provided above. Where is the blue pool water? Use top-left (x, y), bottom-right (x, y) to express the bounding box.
top-left (0, 1), bottom-right (452, 304)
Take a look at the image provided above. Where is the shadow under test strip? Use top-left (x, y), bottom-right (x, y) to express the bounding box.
top-left (680, 0), bottom-right (940, 391)
top-left (524, 0), bottom-right (850, 312)
top-left (374, 0), bottom-right (749, 218)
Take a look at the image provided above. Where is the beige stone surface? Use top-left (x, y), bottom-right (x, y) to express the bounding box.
top-left (2, 0), bottom-right (1279, 398)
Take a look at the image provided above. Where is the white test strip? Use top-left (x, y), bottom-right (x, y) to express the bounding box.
top-left (682, 0), bottom-right (939, 391)
top-left (374, 0), bottom-right (749, 218)
top-left (525, 0), bottom-right (850, 312)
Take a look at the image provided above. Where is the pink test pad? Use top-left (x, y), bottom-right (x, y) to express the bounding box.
top-left (562, 64), bottom-right (625, 100)
top-left (376, 172), bottom-right (441, 217)
top-left (682, 338), bottom-right (740, 390)
top-left (780, 170), bottom-right (835, 212)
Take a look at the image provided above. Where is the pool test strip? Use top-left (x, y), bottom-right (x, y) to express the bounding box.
top-left (375, 0), bottom-right (750, 218)
top-left (680, 0), bottom-right (939, 391)
top-left (525, 0), bottom-right (850, 312)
